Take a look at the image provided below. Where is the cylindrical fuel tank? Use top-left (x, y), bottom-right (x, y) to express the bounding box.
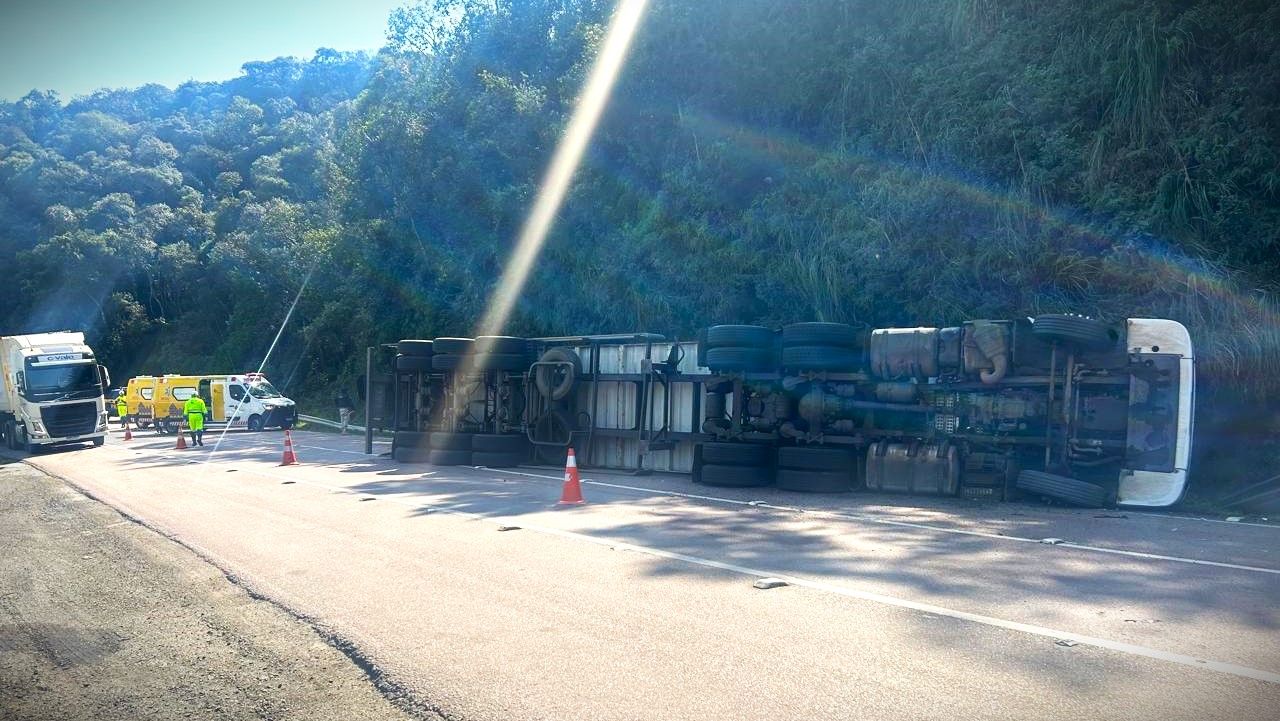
top-left (864, 441), bottom-right (960, 496)
top-left (869, 327), bottom-right (940, 380)
top-left (874, 382), bottom-right (918, 403)
top-left (938, 327), bottom-right (963, 371)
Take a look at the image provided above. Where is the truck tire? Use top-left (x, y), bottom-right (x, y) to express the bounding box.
top-left (393, 431), bottom-right (432, 462)
top-left (776, 468), bottom-right (853, 493)
top-left (397, 339), bottom-right (434, 356)
top-left (473, 336), bottom-right (528, 354)
top-left (781, 345), bottom-right (860, 371)
top-left (429, 432), bottom-right (473, 451)
top-left (705, 325), bottom-right (773, 349)
top-left (472, 434), bottom-right (528, 453)
top-left (431, 354), bottom-right (467, 371)
top-left (428, 449), bottom-right (472, 466)
top-left (472, 451), bottom-right (524, 468)
top-left (433, 337), bottom-right (474, 354)
top-left (4, 421), bottom-right (14, 450)
top-left (393, 431), bottom-right (431, 462)
top-left (92, 437), bottom-right (105, 447)
top-left (472, 353), bottom-right (529, 372)
top-left (1032, 315), bottom-right (1114, 349)
top-left (699, 442), bottom-right (773, 466)
top-left (247, 415), bottom-right (264, 432)
top-left (696, 463), bottom-right (773, 488)
top-left (782, 322), bottom-right (861, 348)
top-left (396, 354), bottom-right (433, 372)
top-left (777, 446), bottom-right (855, 472)
top-left (535, 347), bottom-right (581, 401)
top-left (1016, 470), bottom-right (1110, 507)
top-left (395, 447), bottom-right (433, 463)
top-left (705, 347), bottom-right (774, 372)
top-left (394, 430), bottom-right (428, 448)
top-left (532, 409), bottom-right (573, 447)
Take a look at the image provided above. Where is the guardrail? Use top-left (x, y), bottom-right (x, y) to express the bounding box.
top-left (297, 414), bottom-right (365, 432)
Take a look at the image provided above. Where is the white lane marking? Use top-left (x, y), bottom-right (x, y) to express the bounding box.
top-left (149, 457), bottom-right (1280, 686)
top-left (1123, 509), bottom-right (1280, 530)
top-left (489, 468), bottom-right (1280, 576)
top-left (294, 444), bottom-right (383, 456)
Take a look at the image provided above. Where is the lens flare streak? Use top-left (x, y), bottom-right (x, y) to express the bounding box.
top-left (476, 0), bottom-right (650, 337)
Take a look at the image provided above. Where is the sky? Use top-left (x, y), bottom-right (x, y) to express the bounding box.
top-left (0, 0), bottom-right (408, 102)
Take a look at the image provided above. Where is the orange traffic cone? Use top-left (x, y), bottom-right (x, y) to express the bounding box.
top-left (174, 420), bottom-right (187, 450)
top-left (279, 430), bottom-right (298, 466)
top-left (558, 447), bottom-right (585, 504)
top-left (123, 419), bottom-right (133, 441)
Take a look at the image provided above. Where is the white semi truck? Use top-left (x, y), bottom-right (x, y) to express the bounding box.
top-left (0, 331), bottom-right (111, 452)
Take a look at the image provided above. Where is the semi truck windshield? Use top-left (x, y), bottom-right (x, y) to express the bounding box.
top-left (24, 362), bottom-right (102, 399)
top-left (1125, 355), bottom-right (1180, 473)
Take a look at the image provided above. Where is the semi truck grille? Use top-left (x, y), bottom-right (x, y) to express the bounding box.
top-left (40, 402), bottom-right (98, 437)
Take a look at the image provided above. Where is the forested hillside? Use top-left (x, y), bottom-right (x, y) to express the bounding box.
top-left (2, 0), bottom-right (1277, 497)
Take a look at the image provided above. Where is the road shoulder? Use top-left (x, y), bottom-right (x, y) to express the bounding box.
top-left (0, 459), bottom-right (427, 721)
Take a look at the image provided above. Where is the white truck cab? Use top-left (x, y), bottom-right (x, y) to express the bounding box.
top-left (1117, 319), bottom-right (1195, 507)
top-left (0, 331), bottom-right (110, 452)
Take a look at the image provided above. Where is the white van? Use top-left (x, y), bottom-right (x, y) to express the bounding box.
top-left (134, 373), bottom-right (297, 433)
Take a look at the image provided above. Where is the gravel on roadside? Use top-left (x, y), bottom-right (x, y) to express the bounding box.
top-left (0, 459), bottom-right (422, 721)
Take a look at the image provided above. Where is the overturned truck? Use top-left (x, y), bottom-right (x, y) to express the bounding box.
top-left (381, 316), bottom-right (1193, 508)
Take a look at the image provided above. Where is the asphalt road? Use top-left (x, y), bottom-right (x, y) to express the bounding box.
top-left (7, 427), bottom-right (1280, 720)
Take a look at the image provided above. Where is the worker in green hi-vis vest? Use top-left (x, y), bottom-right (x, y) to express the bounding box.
top-left (183, 394), bottom-right (208, 447)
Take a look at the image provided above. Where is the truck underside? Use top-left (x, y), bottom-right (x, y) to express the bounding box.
top-left (378, 316), bottom-right (1192, 509)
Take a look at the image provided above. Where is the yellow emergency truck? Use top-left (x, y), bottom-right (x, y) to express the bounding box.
top-left (124, 373), bottom-right (297, 433)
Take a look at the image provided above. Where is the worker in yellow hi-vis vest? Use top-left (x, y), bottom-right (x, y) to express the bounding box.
top-left (183, 394), bottom-right (208, 447)
top-left (115, 395), bottom-right (128, 427)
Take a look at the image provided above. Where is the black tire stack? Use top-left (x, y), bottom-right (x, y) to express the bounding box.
top-left (431, 337), bottom-right (474, 371)
top-left (394, 431), bottom-right (529, 467)
top-left (472, 336), bottom-right (532, 372)
top-left (780, 322), bottom-right (862, 372)
top-left (395, 339), bottom-right (433, 372)
top-left (775, 446), bottom-right (857, 492)
top-left (393, 430), bottom-right (432, 463)
top-left (430, 336), bottom-right (532, 373)
top-left (427, 432), bottom-right (473, 465)
top-left (472, 433), bottom-right (529, 467)
top-left (695, 442), bottom-right (774, 487)
top-left (701, 325), bottom-right (776, 372)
